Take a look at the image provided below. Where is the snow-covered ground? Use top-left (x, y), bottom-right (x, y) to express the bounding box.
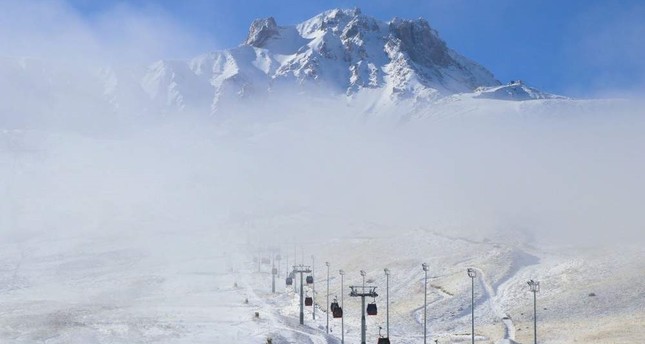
top-left (0, 229), bottom-right (266, 343)
top-left (0, 223), bottom-right (641, 343)
top-left (257, 225), bottom-right (644, 344)
top-left (1, 97), bottom-right (644, 343)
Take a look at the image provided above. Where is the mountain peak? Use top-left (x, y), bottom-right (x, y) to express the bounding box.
top-left (320, 7), bottom-right (362, 19)
top-left (245, 17), bottom-right (279, 47)
top-left (129, 8), bottom-right (562, 115)
top-left (333, 7), bottom-right (361, 15)
top-left (387, 17), bottom-right (451, 67)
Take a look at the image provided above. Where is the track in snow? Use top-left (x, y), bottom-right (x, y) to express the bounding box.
top-left (473, 267), bottom-right (516, 343)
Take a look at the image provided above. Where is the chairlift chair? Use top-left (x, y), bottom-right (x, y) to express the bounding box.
top-left (306, 275), bottom-right (314, 284)
top-left (286, 277), bottom-right (293, 286)
top-left (305, 296), bottom-right (313, 306)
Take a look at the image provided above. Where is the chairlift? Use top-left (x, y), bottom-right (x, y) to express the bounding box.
top-left (286, 277), bottom-right (293, 286)
top-left (261, 258), bottom-right (270, 264)
top-left (306, 275), bottom-right (314, 284)
top-left (305, 296), bottom-right (313, 306)
top-left (366, 302), bottom-right (378, 316)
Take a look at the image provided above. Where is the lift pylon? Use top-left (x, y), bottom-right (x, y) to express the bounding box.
top-left (349, 285), bottom-right (378, 344)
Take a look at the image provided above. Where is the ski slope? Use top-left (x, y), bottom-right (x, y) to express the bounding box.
top-left (1, 97), bottom-right (644, 343)
top-left (0, 219), bottom-right (642, 343)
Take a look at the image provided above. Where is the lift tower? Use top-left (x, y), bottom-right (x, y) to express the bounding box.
top-left (293, 265), bottom-right (312, 325)
top-left (349, 285), bottom-right (378, 344)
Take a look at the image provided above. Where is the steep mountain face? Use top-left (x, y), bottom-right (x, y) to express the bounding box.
top-left (139, 8), bottom-right (506, 114)
top-left (245, 17), bottom-right (280, 47)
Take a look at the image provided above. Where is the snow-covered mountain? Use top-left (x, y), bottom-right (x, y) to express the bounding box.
top-left (140, 8), bottom-right (508, 114)
top-left (1, 8), bottom-right (566, 120)
top-left (474, 80), bottom-right (566, 101)
top-left (1, 7), bottom-right (643, 344)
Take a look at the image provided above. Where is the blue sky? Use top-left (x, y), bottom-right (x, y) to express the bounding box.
top-left (29, 1), bottom-right (645, 96)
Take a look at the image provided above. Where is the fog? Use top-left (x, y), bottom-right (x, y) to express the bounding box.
top-left (1, 96), bottom-right (644, 250)
top-left (0, 0), bottom-right (207, 65)
top-left (1, 0), bottom-right (644, 252)
top-left (3, 4), bottom-right (645, 343)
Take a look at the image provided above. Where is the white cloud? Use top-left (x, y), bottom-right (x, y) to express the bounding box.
top-left (0, 0), bottom-right (209, 66)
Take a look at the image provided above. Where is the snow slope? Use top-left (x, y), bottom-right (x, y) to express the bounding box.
top-left (474, 81), bottom-right (567, 101)
top-left (1, 98), bottom-right (643, 343)
top-left (1, 220), bottom-right (640, 343)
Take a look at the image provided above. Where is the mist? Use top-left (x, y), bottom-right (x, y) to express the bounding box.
top-left (0, 0), bottom-right (208, 65)
top-left (1, 95), bottom-right (644, 248)
top-left (2, 3), bottom-right (645, 343)
top-left (1, 1), bottom-right (644, 248)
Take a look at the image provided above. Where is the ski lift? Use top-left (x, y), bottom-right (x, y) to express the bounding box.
top-left (306, 275), bottom-right (314, 284)
top-left (331, 297), bottom-right (342, 318)
top-left (286, 277), bottom-right (293, 286)
top-left (330, 301), bottom-right (339, 312)
top-left (305, 296), bottom-right (313, 306)
top-left (377, 326), bottom-right (390, 344)
top-left (261, 258), bottom-right (270, 264)
top-left (366, 302), bottom-right (378, 316)
top-left (272, 268), bottom-right (278, 274)
top-left (333, 305), bottom-right (343, 318)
